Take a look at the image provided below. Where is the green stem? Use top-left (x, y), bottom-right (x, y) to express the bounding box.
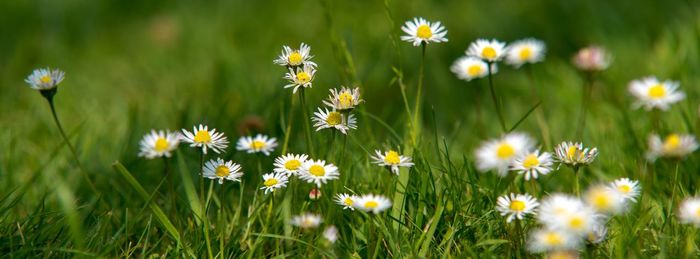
top-left (487, 63), bottom-right (507, 132)
top-left (199, 152), bottom-right (205, 203)
top-left (411, 43), bottom-right (426, 145)
top-left (574, 166), bottom-right (581, 196)
top-left (514, 219), bottom-right (524, 259)
top-left (576, 73), bottom-right (593, 140)
top-left (280, 93), bottom-right (296, 155)
top-left (164, 157), bottom-right (177, 213)
top-left (299, 88), bottom-right (315, 156)
top-left (665, 161), bottom-right (680, 231)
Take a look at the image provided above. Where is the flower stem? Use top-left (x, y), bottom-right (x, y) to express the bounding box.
top-left (665, 161), bottom-right (680, 231)
top-left (280, 93), bottom-right (296, 155)
top-left (514, 219), bottom-right (524, 259)
top-left (199, 152), bottom-right (205, 203)
top-left (164, 157), bottom-right (177, 213)
top-left (487, 63), bottom-right (507, 132)
top-left (299, 88), bottom-right (315, 156)
top-left (576, 73), bottom-right (593, 139)
top-left (573, 166), bottom-right (581, 196)
top-left (411, 43), bottom-right (426, 145)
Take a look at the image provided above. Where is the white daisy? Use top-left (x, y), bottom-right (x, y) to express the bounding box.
top-left (609, 178), bottom-right (641, 202)
top-left (400, 17), bottom-right (448, 47)
top-left (505, 38), bottom-right (546, 68)
top-left (312, 108), bottom-right (357, 135)
top-left (538, 194), bottom-right (602, 236)
top-left (587, 224), bottom-right (607, 244)
top-left (203, 158), bottom-right (243, 184)
top-left (554, 141), bottom-right (598, 167)
top-left (475, 132), bottom-right (535, 176)
top-left (335, 193), bottom-right (357, 210)
top-left (283, 64), bottom-right (317, 93)
top-left (679, 197), bottom-right (700, 227)
top-left (181, 124), bottom-right (229, 154)
top-left (450, 56), bottom-right (494, 82)
top-left (236, 134), bottom-right (278, 156)
top-left (273, 153), bottom-right (308, 176)
top-left (527, 228), bottom-right (580, 253)
top-left (628, 77), bottom-right (685, 111)
top-left (370, 149), bottom-right (414, 175)
top-left (510, 150), bottom-right (554, 180)
top-left (323, 225), bottom-right (339, 244)
top-left (299, 159), bottom-right (339, 187)
top-left (572, 45), bottom-right (611, 72)
top-left (273, 43), bottom-right (316, 67)
top-left (466, 39), bottom-right (508, 62)
top-left (323, 87), bottom-right (363, 111)
top-left (290, 213), bottom-right (322, 229)
top-left (138, 129), bottom-right (181, 159)
top-left (496, 193), bottom-right (539, 222)
top-left (25, 68), bottom-right (65, 90)
top-left (353, 194), bottom-right (392, 214)
top-left (646, 133), bottom-right (698, 161)
top-left (583, 185), bottom-right (626, 215)
top-left (260, 172), bottom-right (288, 194)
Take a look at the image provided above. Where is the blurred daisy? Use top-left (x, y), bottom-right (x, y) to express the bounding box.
top-left (323, 87), bottom-right (363, 111)
top-left (496, 193), bottom-right (539, 222)
top-left (290, 213), bottom-right (322, 229)
top-left (353, 194), bottom-right (392, 214)
top-left (475, 132), bottom-right (535, 176)
top-left (260, 172), bottom-right (288, 194)
top-left (467, 39), bottom-right (507, 62)
top-left (203, 158), bottom-right (243, 184)
top-left (335, 193), bottom-right (357, 210)
top-left (554, 141), bottom-right (598, 167)
top-left (299, 159), bottom-right (339, 187)
top-left (138, 129), bottom-right (180, 159)
top-left (181, 124), bottom-right (229, 154)
top-left (583, 185), bottom-right (625, 215)
top-left (628, 77), bottom-right (684, 111)
top-left (538, 194), bottom-right (601, 236)
top-left (236, 134), bottom-right (278, 156)
top-left (527, 228), bottom-right (580, 253)
top-left (609, 178), bottom-right (641, 202)
top-left (586, 224), bottom-right (607, 244)
top-left (679, 197), bottom-right (700, 227)
top-left (312, 108), bottom-right (357, 135)
top-left (309, 188), bottom-right (322, 200)
top-left (25, 68), bottom-right (65, 90)
top-left (283, 64), bottom-right (316, 93)
top-left (572, 45), bottom-right (611, 72)
top-left (273, 153), bottom-right (308, 176)
top-left (646, 133), bottom-right (698, 161)
top-left (450, 56), bottom-right (493, 81)
top-left (400, 17), bottom-right (448, 46)
top-left (505, 38), bottom-right (546, 68)
top-left (371, 149), bottom-right (414, 175)
top-left (510, 150), bottom-right (554, 180)
top-left (274, 43), bottom-right (316, 67)
top-left (323, 225), bottom-right (339, 244)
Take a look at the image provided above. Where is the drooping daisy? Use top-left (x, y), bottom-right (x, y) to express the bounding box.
top-left (646, 133), bottom-right (698, 161)
top-left (554, 141), bottom-right (598, 167)
top-left (181, 124), bottom-right (229, 154)
top-left (236, 134), bottom-right (278, 156)
top-left (586, 224), bottom-right (607, 244)
top-left (475, 132), bottom-right (535, 176)
top-left (334, 193), bottom-right (357, 210)
top-left (283, 64), bottom-right (317, 93)
top-left (353, 194), bottom-right (392, 214)
top-left (678, 197), bottom-right (700, 227)
top-left (273, 43), bottom-right (317, 67)
top-left (583, 185), bottom-right (626, 215)
top-left (370, 149), bottom-right (414, 175)
top-left (323, 225), bottom-right (339, 244)
top-left (572, 45), bottom-right (611, 72)
top-left (505, 38), bottom-right (546, 68)
top-left (299, 159), bottom-right (339, 187)
top-left (466, 39), bottom-right (508, 62)
top-left (138, 129), bottom-right (181, 159)
top-left (496, 193), bottom-right (539, 222)
top-left (400, 17), bottom-right (448, 47)
top-left (312, 108), bottom-right (357, 135)
top-left (628, 77), bottom-right (685, 111)
top-left (290, 213), bottom-right (322, 229)
top-left (203, 158), bottom-right (243, 184)
top-left (25, 68), bottom-right (65, 90)
top-left (323, 87), bottom-right (363, 111)
top-left (538, 194), bottom-right (602, 236)
top-left (260, 172), bottom-right (288, 194)
top-left (450, 56), bottom-right (494, 81)
top-left (609, 178), bottom-right (641, 202)
top-left (510, 150), bottom-right (554, 180)
top-left (527, 228), bottom-right (580, 253)
top-left (273, 153), bottom-right (308, 176)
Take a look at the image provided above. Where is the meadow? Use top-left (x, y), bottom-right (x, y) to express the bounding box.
top-left (2, 0), bottom-right (700, 258)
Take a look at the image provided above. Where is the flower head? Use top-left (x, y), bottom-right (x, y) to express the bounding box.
top-left (353, 194), bottom-right (392, 214)
top-left (628, 77), bottom-right (684, 111)
top-left (323, 87), bottom-right (363, 111)
top-left (323, 225), bottom-right (339, 244)
top-left (203, 158), bottom-right (243, 184)
top-left (400, 17), bottom-right (447, 46)
top-left (572, 45), bottom-right (611, 71)
top-left (335, 193), bottom-right (357, 210)
top-left (312, 108), bottom-right (357, 135)
top-left (371, 149), bottom-right (414, 175)
top-left (284, 64), bottom-right (317, 93)
top-left (467, 39), bottom-right (508, 62)
top-left (181, 125), bottom-right (229, 154)
top-left (138, 129), bottom-right (180, 159)
top-left (609, 178), bottom-right (641, 202)
top-left (236, 134), bottom-right (278, 156)
top-left (510, 150), bottom-right (554, 180)
top-left (554, 142), bottom-right (598, 167)
top-left (496, 193), bottom-right (539, 222)
top-left (527, 228), bottom-right (580, 253)
top-left (274, 43), bottom-right (316, 67)
top-left (583, 185), bottom-right (626, 215)
top-left (679, 197), bottom-right (700, 227)
top-left (25, 68), bottom-right (65, 90)
top-left (538, 194), bottom-right (603, 236)
top-left (646, 133), bottom-right (698, 161)
top-left (475, 132), bottom-right (535, 176)
top-left (505, 38), bottom-right (546, 68)
top-left (299, 159), bottom-right (339, 187)
top-left (290, 213), bottom-right (322, 229)
top-left (450, 56), bottom-right (493, 81)
top-left (260, 172), bottom-right (289, 194)
top-left (586, 224), bottom-right (607, 244)
top-left (273, 153), bottom-right (308, 176)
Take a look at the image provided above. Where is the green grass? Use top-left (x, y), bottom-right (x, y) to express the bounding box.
top-left (2, 0), bottom-right (700, 257)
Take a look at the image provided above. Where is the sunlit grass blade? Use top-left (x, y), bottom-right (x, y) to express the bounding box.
top-left (508, 101), bottom-right (542, 132)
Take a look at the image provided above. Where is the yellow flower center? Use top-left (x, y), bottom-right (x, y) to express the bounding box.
top-left (284, 159), bottom-right (301, 170)
top-left (618, 185), bottom-right (631, 193)
top-left (663, 134), bottom-right (681, 151)
top-left (264, 178), bottom-right (278, 187)
top-left (296, 71), bottom-right (311, 83)
top-left (416, 24), bottom-right (432, 39)
top-left (193, 130), bottom-right (211, 143)
top-left (215, 165), bottom-right (229, 177)
top-left (648, 84), bottom-right (666, 99)
top-left (288, 52), bottom-right (303, 65)
top-left (695, 207), bottom-right (700, 217)
top-left (250, 140), bottom-right (265, 150)
top-left (496, 143), bottom-right (515, 159)
top-left (39, 75), bottom-right (52, 84)
top-left (522, 154), bottom-right (540, 168)
top-left (309, 165), bottom-right (325, 177)
top-left (365, 201), bottom-right (379, 209)
top-left (384, 150), bottom-right (401, 165)
top-left (326, 112), bottom-right (342, 126)
top-left (568, 216), bottom-right (584, 230)
top-left (344, 198), bottom-right (353, 206)
top-left (482, 47), bottom-right (497, 59)
top-left (154, 137), bottom-right (169, 152)
top-left (467, 65), bottom-right (482, 77)
top-left (519, 47), bottom-right (533, 60)
top-left (509, 200), bottom-right (526, 212)
top-left (544, 232), bottom-right (563, 246)
top-left (592, 193), bottom-right (610, 209)
top-left (566, 146), bottom-right (581, 160)
top-left (338, 92), bottom-right (354, 108)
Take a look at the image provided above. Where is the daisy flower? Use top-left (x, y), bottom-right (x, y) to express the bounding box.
top-left (679, 197), bottom-right (700, 227)
top-left (203, 158), bottom-right (243, 184)
top-left (290, 213), bottom-right (322, 229)
top-left (335, 193), bottom-right (357, 210)
top-left (646, 133), bottom-right (698, 161)
top-left (587, 224), bottom-right (607, 244)
top-left (181, 124), bottom-right (229, 154)
top-left (609, 178), bottom-right (641, 202)
top-left (323, 225), bottom-right (339, 244)
top-left (583, 185), bottom-right (626, 215)
top-left (371, 149), bottom-right (414, 175)
top-left (466, 39), bottom-right (508, 62)
top-left (628, 77), bottom-right (685, 111)
top-left (475, 132), bottom-right (535, 176)
top-left (273, 43), bottom-right (316, 67)
top-left (312, 108), bottom-right (357, 135)
top-left (299, 159), bottom-right (339, 187)
top-left (260, 172), bottom-right (288, 194)
top-left (25, 68), bottom-right (65, 90)
top-left (527, 228), bottom-right (580, 253)
top-left (510, 150), bottom-right (554, 180)
top-left (138, 129), bottom-right (180, 159)
top-left (538, 194), bottom-right (602, 236)
top-left (505, 38), bottom-right (546, 68)
top-left (572, 45), bottom-right (611, 72)
top-left (283, 64), bottom-right (316, 93)
top-left (450, 56), bottom-right (493, 81)
top-left (554, 141), bottom-right (598, 167)
top-left (353, 194), bottom-right (392, 214)
top-left (496, 193), bottom-right (539, 222)
top-left (309, 188), bottom-right (322, 200)
top-left (400, 17), bottom-right (448, 46)
top-left (273, 153), bottom-right (308, 176)
top-left (236, 134), bottom-right (278, 156)
top-left (323, 87), bottom-right (363, 111)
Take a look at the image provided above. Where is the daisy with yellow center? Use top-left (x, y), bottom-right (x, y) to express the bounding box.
top-left (496, 193), bottom-right (539, 222)
top-left (466, 39), bottom-right (507, 62)
top-left (273, 43), bottom-right (317, 67)
top-left (323, 87), bottom-right (363, 111)
top-left (400, 17), bottom-right (448, 47)
top-left (353, 194), bottom-right (392, 214)
top-left (334, 193), bottom-right (357, 210)
top-left (138, 129), bottom-right (181, 159)
top-left (510, 149), bottom-right (554, 181)
top-left (290, 213), bottom-right (322, 229)
top-left (273, 153), bottom-right (308, 176)
top-left (583, 185), bottom-right (625, 215)
top-left (475, 132), bottom-right (535, 176)
top-left (450, 56), bottom-right (493, 82)
top-left (25, 68), bottom-right (65, 90)
top-left (554, 141), bottom-right (598, 167)
top-left (609, 178), bottom-right (641, 202)
top-left (538, 194), bottom-right (602, 236)
top-left (260, 172), bottom-right (288, 194)
top-left (202, 158), bottom-right (243, 184)
top-left (299, 159), bottom-right (339, 187)
top-left (527, 228), bottom-right (580, 253)
top-left (236, 134), bottom-right (278, 156)
top-left (181, 124), bottom-right (229, 154)
top-left (572, 45), bottom-right (611, 72)
top-left (312, 108), bottom-right (357, 135)
top-left (283, 64), bottom-right (317, 93)
top-left (678, 197), bottom-right (700, 227)
top-left (370, 149), bottom-right (414, 175)
top-left (628, 76), bottom-right (685, 111)
top-left (646, 133), bottom-right (698, 161)
top-left (505, 38), bottom-right (546, 68)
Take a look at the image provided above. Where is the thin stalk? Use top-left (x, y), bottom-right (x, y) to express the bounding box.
top-left (411, 43), bottom-right (426, 145)
top-left (164, 157), bottom-right (177, 213)
top-left (526, 65), bottom-right (551, 147)
top-left (280, 93), bottom-right (296, 155)
top-left (514, 219), bottom-right (524, 259)
top-left (199, 152), bottom-right (205, 203)
top-left (487, 63), bottom-right (507, 132)
top-left (665, 161), bottom-right (680, 231)
top-left (573, 166), bottom-right (581, 196)
top-left (576, 73), bottom-right (593, 139)
top-left (299, 88), bottom-right (315, 156)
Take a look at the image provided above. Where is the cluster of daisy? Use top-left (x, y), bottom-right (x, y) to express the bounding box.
top-left (275, 43), bottom-right (317, 93)
top-left (334, 193), bottom-right (392, 214)
top-left (262, 153), bottom-right (339, 194)
top-left (451, 38), bottom-right (546, 81)
top-left (312, 86), bottom-right (362, 135)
